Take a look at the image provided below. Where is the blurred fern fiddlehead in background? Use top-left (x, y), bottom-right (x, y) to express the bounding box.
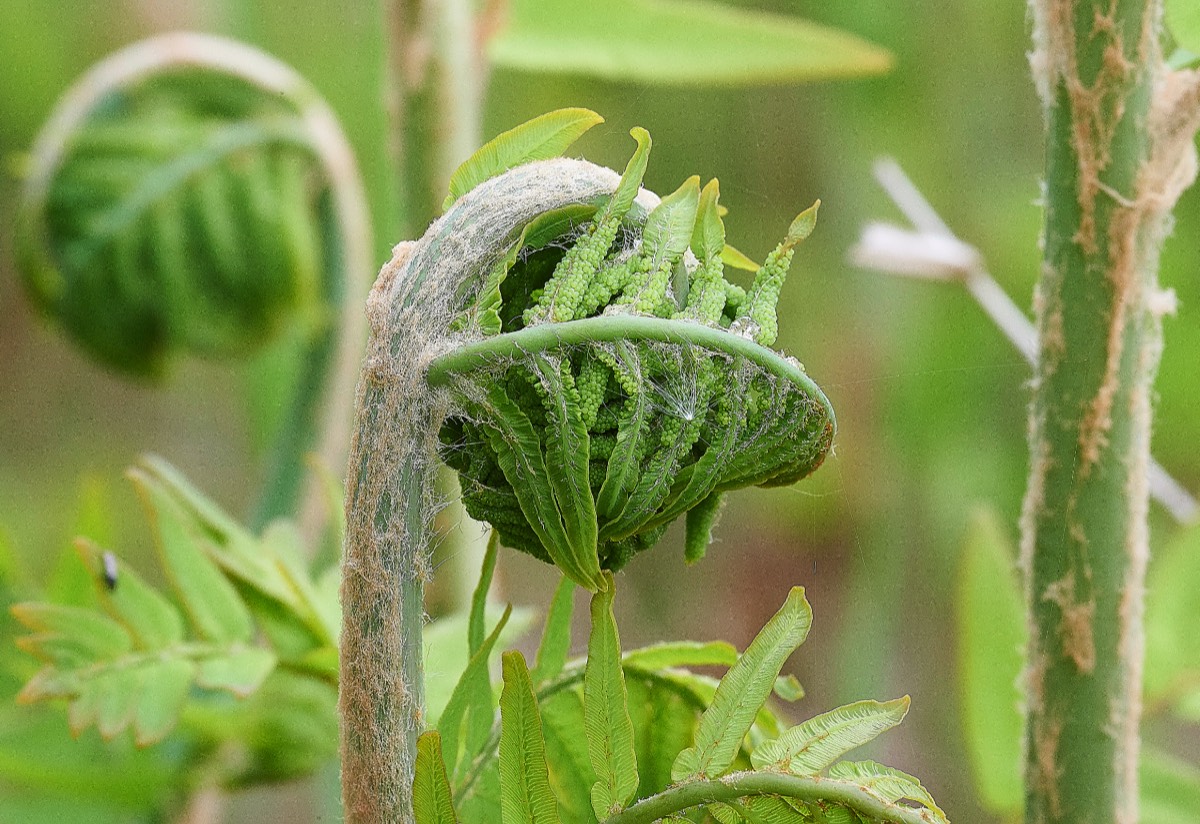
top-left (14, 31), bottom-right (371, 529)
top-left (340, 110), bottom-right (836, 822)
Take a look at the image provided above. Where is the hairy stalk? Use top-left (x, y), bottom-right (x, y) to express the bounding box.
top-left (1023, 3), bottom-right (1200, 822)
top-left (601, 771), bottom-right (938, 824)
top-left (383, 0), bottom-right (490, 611)
top-left (339, 159), bottom-right (661, 823)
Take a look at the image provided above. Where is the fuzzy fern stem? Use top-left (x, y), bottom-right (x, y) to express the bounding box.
top-left (339, 159), bottom-right (662, 823)
top-left (1022, 2), bottom-right (1200, 822)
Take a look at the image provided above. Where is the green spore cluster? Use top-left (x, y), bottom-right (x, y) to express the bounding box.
top-left (437, 127), bottom-right (831, 588)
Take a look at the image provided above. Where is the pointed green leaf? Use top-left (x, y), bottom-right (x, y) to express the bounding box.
top-left (445, 108), bottom-right (604, 208)
top-left (196, 646), bottom-right (276, 697)
top-left (956, 508), bottom-right (1023, 815)
top-left (425, 605), bottom-right (536, 726)
top-left (691, 179), bottom-right (725, 263)
top-left (532, 575), bottom-right (576, 686)
top-left (133, 657), bottom-right (196, 745)
top-left (672, 587), bottom-right (812, 781)
top-left (76, 539), bottom-right (183, 650)
top-left (414, 732), bottom-right (460, 824)
top-left (596, 343), bottom-right (650, 522)
top-left (826, 760), bottom-right (946, 823)
top-left (440, 605), bottom-right (513, 782)
top-left (10, 603), bottom-right (132, 664)
top-left (499, 651), bottom-right (562, 824)
top-left (473, 382), bottom-right (603, 590)
top-left (750, 697), bottom-right (909, 772)
top-left (490, 0), bottom-right (893, 85)
top-left (470, 532), bottom-right (500, 655)
top-left (585, 574), bottom-right (639, 818)
top-left (534, 355), bottom-right (602, 589)
top-left (782, 201), bottom-right (820, 250)
top-left (601, 127), bottom-right (652, 228)
top-left (94, 667), bottom-right (140, 739)
top-left (130, 468), bottom-right (253, 643)
top-left (709, 802), bottom-right (744, 824)
top-left (742, 796), bottom-right (812, 823)
top-left (722, 244), bottom-right (761, 272)
top-left (642, 175), bottom-right (701, 268)
top-left (623, 640), bottom-right (738, 671)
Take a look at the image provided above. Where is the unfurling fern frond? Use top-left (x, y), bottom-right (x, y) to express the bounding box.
top-left (14, 33), bottom-right (362, 377)
top-left (13, 32), bottom-right (371, 528)
top-left (425, 118), bottom-right (833, 584)
top-left (342, 109), bottom-right (836, 819)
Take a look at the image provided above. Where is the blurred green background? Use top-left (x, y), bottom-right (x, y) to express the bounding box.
top-left (2, 1), bottom-right (1198, 822)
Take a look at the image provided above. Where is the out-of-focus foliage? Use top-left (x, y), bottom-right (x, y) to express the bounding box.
top-left (489, 0), bottom-right (892, 84)
top-left (16, 49), bottom-right (332, 378)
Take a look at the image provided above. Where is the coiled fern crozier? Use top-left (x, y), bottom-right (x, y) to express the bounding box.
top-left (340, 111), bottom-right (835, 822)
top-left (14, 32), bottom-right (370, 528)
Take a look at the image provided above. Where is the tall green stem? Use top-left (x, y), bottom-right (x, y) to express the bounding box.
top-left (338, 159), bottom-right (657, 823)
top-left (1022, 3), bottom-right (1200, 822)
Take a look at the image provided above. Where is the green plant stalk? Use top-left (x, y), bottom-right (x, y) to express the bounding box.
top-left (1022, 3), bottom-right (1200, 822)
top-left (339, 159), bottom-right (663, 823)
top-left (601, 770), bottom-right (936, 824)
top-left (383, 0), bottom-right (491, 613)
top-left (383, 0), bottom-right (483, 237)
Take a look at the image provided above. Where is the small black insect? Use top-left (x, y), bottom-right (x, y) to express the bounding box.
top-left (101, 551), bottom-right (119, 591)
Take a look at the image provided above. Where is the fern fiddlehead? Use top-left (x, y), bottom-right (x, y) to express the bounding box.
top-left (341, 114), bottom-right (835, 822)
top-left (14, 32), bottom-right (371, 529)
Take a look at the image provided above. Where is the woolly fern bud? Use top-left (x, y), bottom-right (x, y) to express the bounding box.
top-left (15, 33), bottom-right (360, 378)
top-left (343, 112), bottom-right (834, 820)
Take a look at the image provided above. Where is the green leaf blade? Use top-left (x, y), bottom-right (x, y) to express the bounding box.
top-left (196, 646), bottom-right (276, 697)
top-left (75, 538), bottom-right (184, 650)
top-left (584, 575), bottom-right (639, 818)
top-left (469, 532), bottom-right (500, 655)
top-left (414, 732), bottom-right (460, 824)
top-left (10, 603), bottom-right (132, 664)
top-left (641, 175), bottom-right (701, 267)
top-left (439, 605), bottom-right (513, 782)
top-left (490, 0), bottom-right (893, 85)
top-left (672, 586), bottom-right (812, 781)
top-left (499, 651), bottom-right (562, 824)
top-left (446, 108), bottom-right (604, 207)
top-left (826, 760), bottom-right (947, 823)
top-left (532, 575), bottom-right (576, 686)
top-left (622, 640), bottom-right (738, 671)
top-left (132, 657), bottom-right (197, 745)
top-left (750, 697), bottom-right (909, 773)
top-left (130, 469), bottom-right (254, 644)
